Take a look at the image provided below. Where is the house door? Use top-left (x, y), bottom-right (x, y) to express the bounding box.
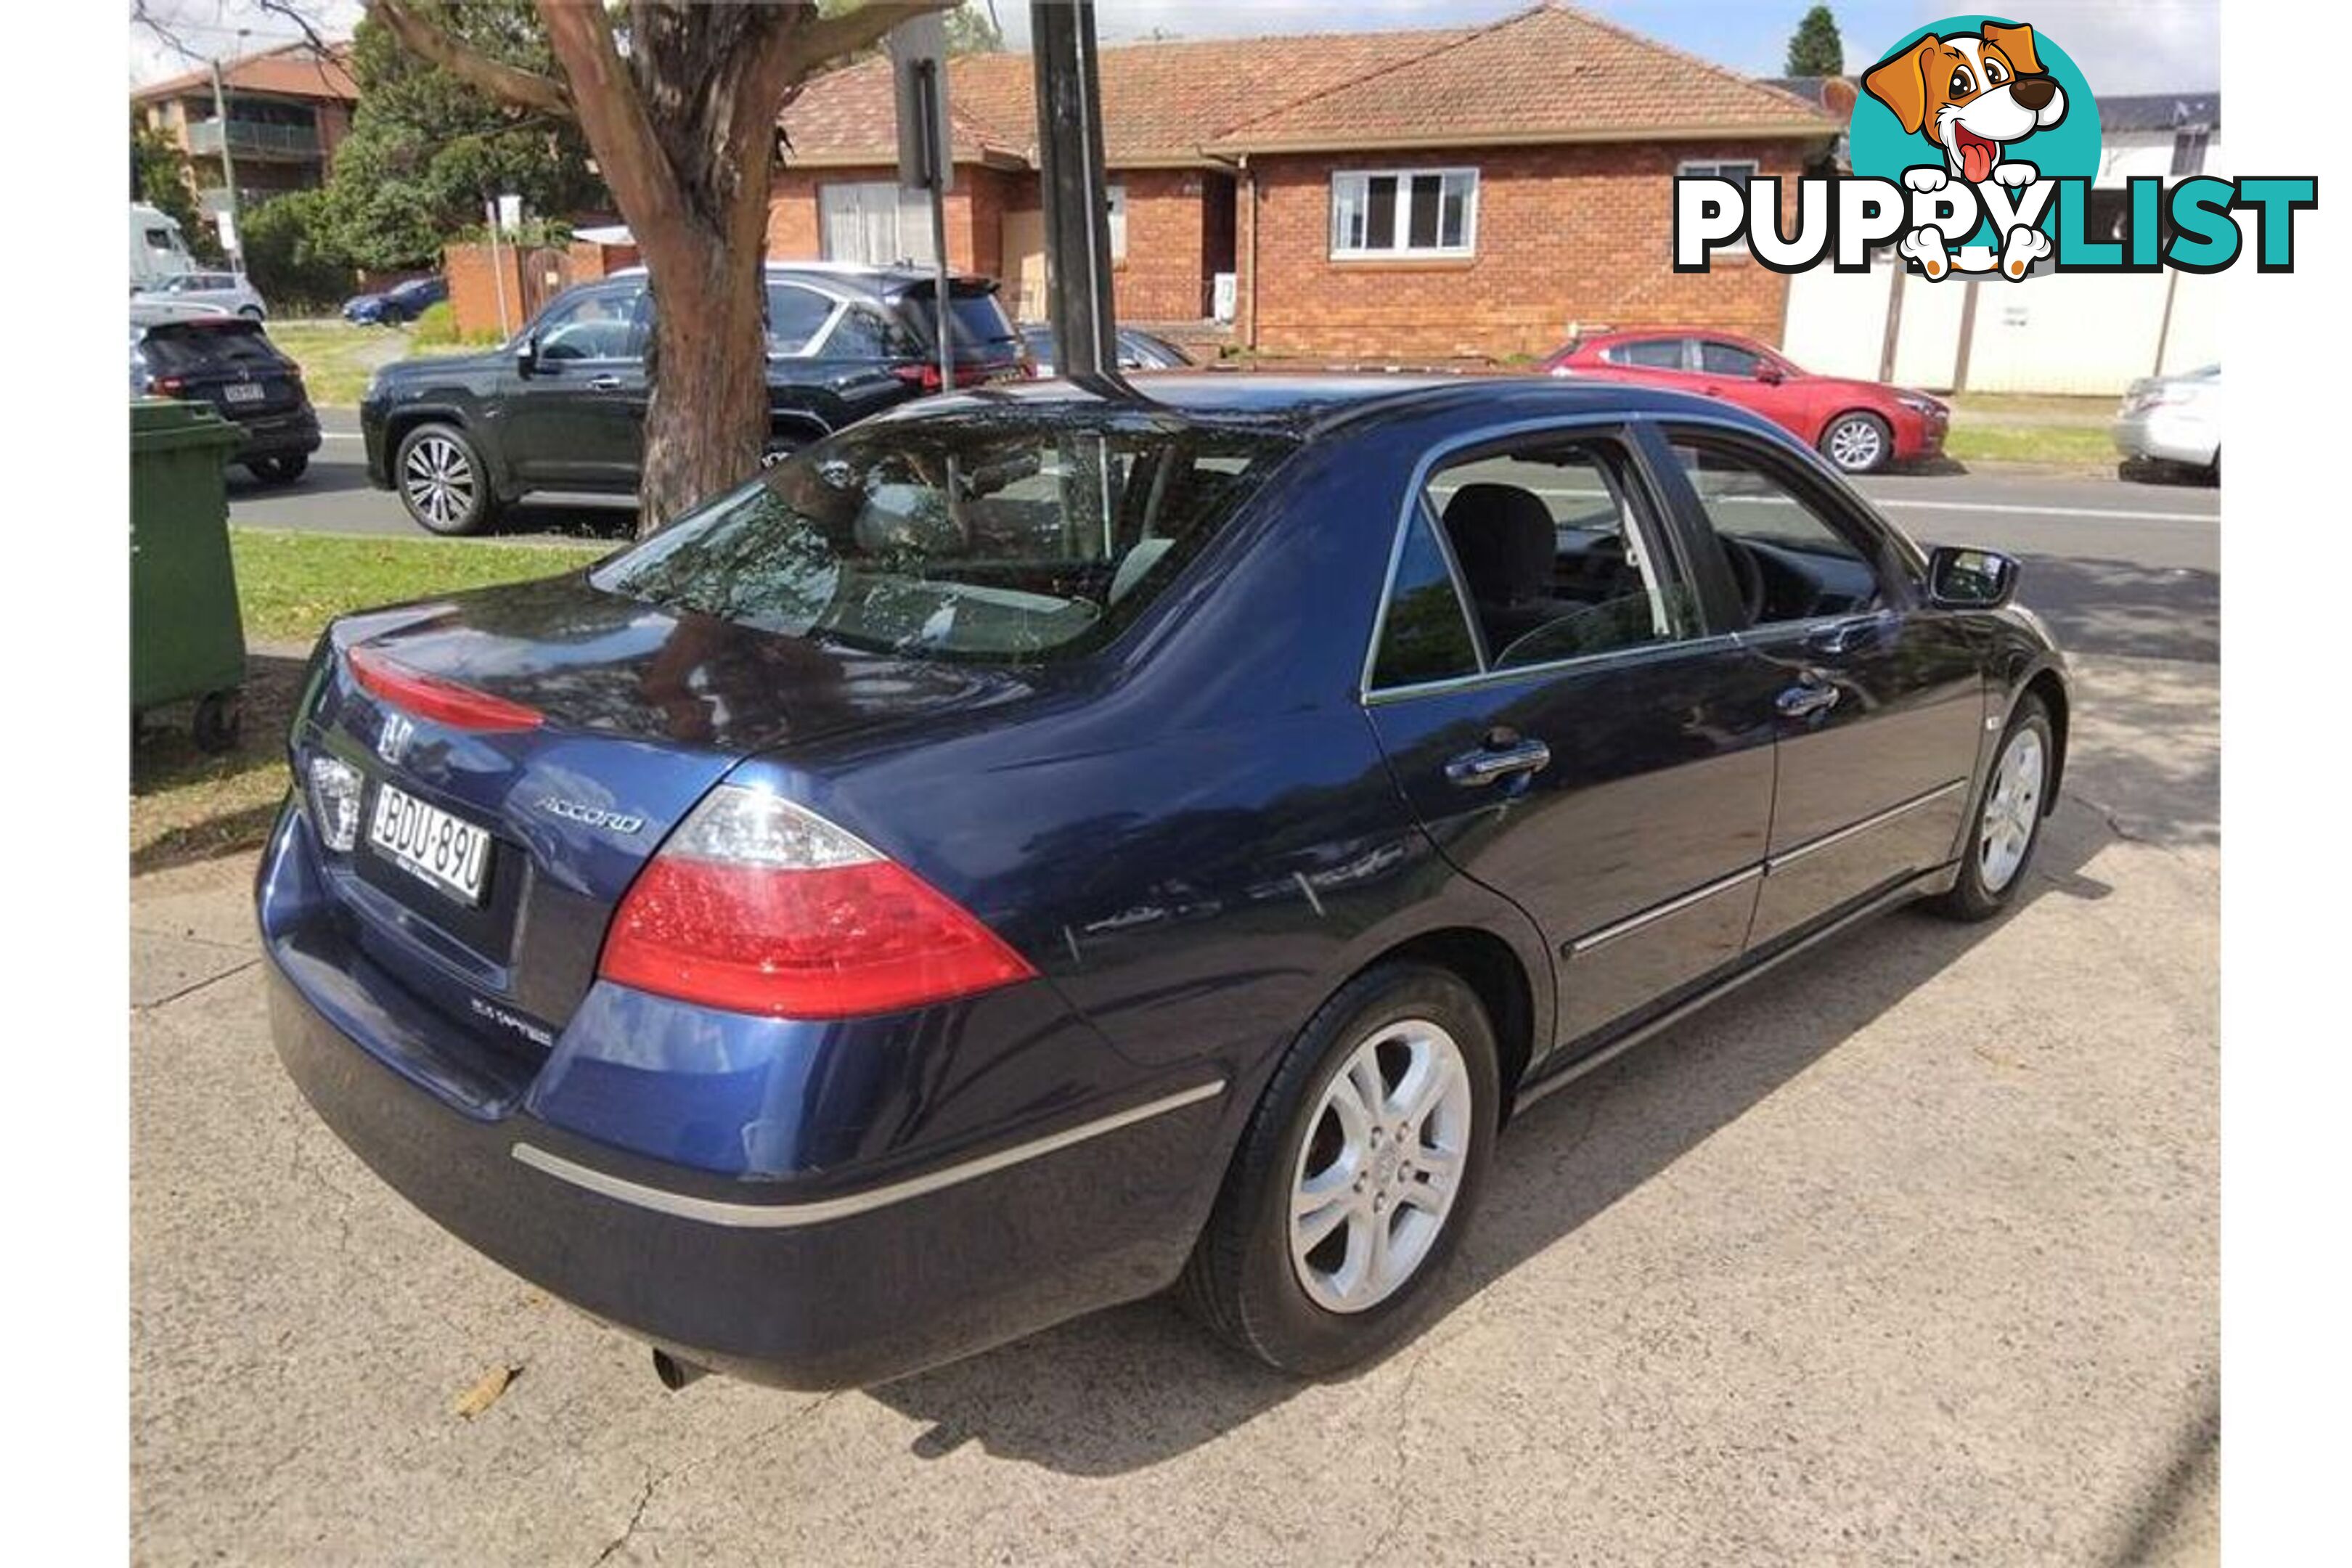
top-left (1001, 208), bottom-right (1046, 325)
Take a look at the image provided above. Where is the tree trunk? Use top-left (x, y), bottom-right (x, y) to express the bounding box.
top-left (634, 202), bottom-right (774, 533)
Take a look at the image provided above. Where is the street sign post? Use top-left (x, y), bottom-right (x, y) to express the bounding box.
top-left (889, 13), bottom-right (956, 394)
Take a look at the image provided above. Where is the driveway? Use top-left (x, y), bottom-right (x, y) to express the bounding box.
top-left (130, 634), bottom-right (2217, 1564)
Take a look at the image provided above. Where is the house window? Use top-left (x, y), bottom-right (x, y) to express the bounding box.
top-left (1678, 160), bottom-right (1759, 252)
top-left (2170, 128), bottom-right (2210, 176)
top-left (1106, 184), bottom-right (1127, 262)
top-left (818, 181), bottom-right (936, 266)
top-left (1330, 169), bottom-right (1477, 258)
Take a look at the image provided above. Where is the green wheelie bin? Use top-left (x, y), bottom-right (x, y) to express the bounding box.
top-left (131, 398), bottom-right (248, 753)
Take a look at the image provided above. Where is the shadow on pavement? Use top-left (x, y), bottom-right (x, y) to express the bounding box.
top-left (864, 791), bottom-right (2140, 1476)
top-left (2016, 556), bottom-right (2218, 664)
top-left (225, 465), bottom-right (378, 502)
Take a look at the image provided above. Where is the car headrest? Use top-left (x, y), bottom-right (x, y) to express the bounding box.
top-left (1441, 484), bottom-right (1554, 606)
top-left (853, 483), bottom-right (963, 556)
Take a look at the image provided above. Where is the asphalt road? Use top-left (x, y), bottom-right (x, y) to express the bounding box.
top-left (245, 409), bottom-right (2221, 666)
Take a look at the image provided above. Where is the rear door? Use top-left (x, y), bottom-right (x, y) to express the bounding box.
top-left (1363, 423), bottom-right (1785, 1057)
top-left (503, 282), bottom-right (648, 489)
top-left (775, 283), bottom-right (907, 428)
top-left (1597, 335), bottom-right (1700, 390)
top-left (1642, 424), bottom-right (1987, 945)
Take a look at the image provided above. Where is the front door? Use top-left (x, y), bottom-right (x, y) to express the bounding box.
top-left (1363, 426), bottom-right (1785, 1058)
top-left (503, 282), bottom-right (648, 491)
top-left (1691, 338), bottom-right (1812, 444)
top-left (1643, 425), bottom-right (1988, 945)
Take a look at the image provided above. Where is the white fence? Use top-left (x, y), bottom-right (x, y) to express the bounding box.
top-left (1781, 260), bottom-right (2218, 395)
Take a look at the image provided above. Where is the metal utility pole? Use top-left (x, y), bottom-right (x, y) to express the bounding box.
top-left (1031, 0), bottom-right (1118, 383)
top-left (208, 54), bottom-right (242, 271)
top-left (890, 13), bottom-right (956, 393)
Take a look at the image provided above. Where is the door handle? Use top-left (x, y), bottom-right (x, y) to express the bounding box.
top-left (1776, 682), bottom-right (1841, 720)
top-left (587, 374), bottom-right (624, 391)
top-left (1445, 738), bottom-right (1552, 788)
top-left (1806, 614), bottom-right (1888, 658)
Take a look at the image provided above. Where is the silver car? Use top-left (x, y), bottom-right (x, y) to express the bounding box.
top-left (2113, 364), bottom-right (2220, 481)
top-left (134, 270), bottom-right (269, 320)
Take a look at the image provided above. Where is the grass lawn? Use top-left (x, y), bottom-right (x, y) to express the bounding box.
top-left (132, 527), bottom-right (605, 873)
top-left (263, 318), bottom-right (489, 407)
top-left (1943, 393), bottom-right (2118, 468)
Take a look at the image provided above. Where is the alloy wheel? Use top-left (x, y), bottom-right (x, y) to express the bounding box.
top-left (403, 436), bottom-right (477, 531)
top-left (1827, 417), bottom-right (1885, 471)
top-left (1979, 727), bottom-right (2046, 893)
top-left (1288, 1017), bottom-right (1474, 1314)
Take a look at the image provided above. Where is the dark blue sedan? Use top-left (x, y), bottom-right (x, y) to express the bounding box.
top-left (259, 374), bottom-right (2069, 1388)
top-left (342, 275), bottom-right (448, 325)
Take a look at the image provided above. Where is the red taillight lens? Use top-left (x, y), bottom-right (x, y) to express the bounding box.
top-left (891, 362), bottom-right (944, 393)
top-left (347, 644), bottom-right (544, 732)
top-left (598, 786), bottom-right (1035, 1018)
top-left (153, 375), bottom-right (187, 396)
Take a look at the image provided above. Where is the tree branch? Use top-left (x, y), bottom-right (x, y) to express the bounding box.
top-left (536, 0), bottom-right (691, 243)
top-left (792, 1), bottom-right (959, 77)
top-left (368, 0), bottom-right (573, 120)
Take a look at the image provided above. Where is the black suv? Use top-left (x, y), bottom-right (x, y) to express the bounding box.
top-left (360, 264), bottom-right (1029, 534)
top-left (131, 314), bottom-right (322, 483)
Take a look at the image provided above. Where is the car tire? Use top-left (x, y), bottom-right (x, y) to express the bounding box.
top-left (246, 454), bottom-right (308, 484)
top-left (191, 690), bottom-right (243, 755)
top-left (240, 306), bottom-right (265, 320)
top-left (1179, 961), bottom-right (1500, 1376)
top-left (1927, 693), bottom-right (2054, 922)
top-left (1820, 411), bottom-right (1893, 474)
top-left (394, 422), bottom-right (496, 536)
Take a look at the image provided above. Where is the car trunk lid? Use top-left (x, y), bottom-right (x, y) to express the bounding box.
top-left (295, 571), bottom-right (1037, 1042)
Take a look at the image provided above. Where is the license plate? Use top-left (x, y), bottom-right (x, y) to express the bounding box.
top-left (223, 382), bottom-right (266, 404)
top-left (368, 782), bottom-right (490, 905)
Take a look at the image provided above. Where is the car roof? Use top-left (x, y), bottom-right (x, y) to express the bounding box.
top-left (604, 261), bottom-right (986, 292)
top-left (926, 370), bottom-right (1792, 437)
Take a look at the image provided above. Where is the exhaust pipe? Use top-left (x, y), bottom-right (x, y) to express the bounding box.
top-left (651, 1349), bottom-right (709, 1391)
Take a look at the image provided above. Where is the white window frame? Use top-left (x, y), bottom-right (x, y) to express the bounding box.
top-left (1328, 168), bottom-right (1479, 260)
top-left (817, 180), bottom-right (936, 266)
top-left (1678, 160), bottom-right (1760, 254)
top-left (1106, 182), bottom-right (1127, 262)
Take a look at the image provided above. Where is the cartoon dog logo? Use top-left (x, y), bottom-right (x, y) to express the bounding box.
top-left (1863, 21), bottom-right (2068, 278)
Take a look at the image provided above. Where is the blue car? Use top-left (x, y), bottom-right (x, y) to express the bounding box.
top-left (260, 373), bottom-right (2068, 1388)
top-left (342, 275), bottom-right (448, 325)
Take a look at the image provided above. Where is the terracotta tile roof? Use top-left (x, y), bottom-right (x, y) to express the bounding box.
top-left (782, 5), bottom-right (1826, 168)
top-left (133, 40), bottom-right (357, 105)
top-left (783, 26), bottom-right (1468, 167)
top-left (1207, 6), bottom-right (1835, 151)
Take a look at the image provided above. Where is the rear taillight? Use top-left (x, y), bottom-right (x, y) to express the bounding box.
top-left (306, 754), bottom-right (362, 851)
top-left (891, 363), bottom-right (944, 393)
top-left (347, 645), bottom-right (544, 732)
top-left (152, 375), bottom-right (187, 396)
top-left (598, 785), bottom-right (1036, 1018)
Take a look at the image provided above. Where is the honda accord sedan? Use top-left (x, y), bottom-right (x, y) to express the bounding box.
top-left (260, 374), bottom-right (2067, 1389)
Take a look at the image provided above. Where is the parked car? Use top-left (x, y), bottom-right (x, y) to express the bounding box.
top-left (134, 269), bottom-right (269, 319)
top-left (1019, 322), bottom-right (1197, 375)
top-left (1545, 329), bottom-right (1948, 475)
top-left (2112, 364), bottom-right (2219, 482)
top-left (262, 373), bottom-right (2068, 1389)
top-left (131, 315), bottom-right (319, 483)
top-left (359, 262), bottom-right (1031, 534)
top-left (343, 275), bottom-right (449, 325)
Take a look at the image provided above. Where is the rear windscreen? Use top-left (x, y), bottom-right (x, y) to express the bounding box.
top-left (138, 324), bottom-right (284, 373)
top-left (903, 288), bottom-right (1020, 351)
top-left (591, 410), bottom-right (1297, 664)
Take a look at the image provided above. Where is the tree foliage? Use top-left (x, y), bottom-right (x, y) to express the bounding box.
top-left (241, 189), bottom-right (355, 308)
top-left (321, 0), bottom-right (602, 271)
top-left (131, 118), bottom-right (225, 266)
top-left (1784, 4), bottom-right (1844, 77)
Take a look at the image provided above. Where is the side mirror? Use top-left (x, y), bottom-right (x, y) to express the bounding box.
top-left (1754, 362), bottom-right (1784, 385)
top-left (1925, 544), bottom-right (2020, 610)
top-left (514, 336), bottom-right (538, 377)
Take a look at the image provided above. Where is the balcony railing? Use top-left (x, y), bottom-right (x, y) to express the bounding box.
top-left (187, 118), bottom-right (320, 159)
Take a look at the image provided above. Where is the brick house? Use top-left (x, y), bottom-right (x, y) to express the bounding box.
top-left (769, 4), bottom-right (1835, 360)
top-left (132, 41), bottom-right (359, 216)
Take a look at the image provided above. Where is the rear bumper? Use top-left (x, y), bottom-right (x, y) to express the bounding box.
top-left (2112, 408), bottom-right (2217, 468)
top-left (256, 804), bottom-right (1228, 1388)
top-left (229, 405), bottom-right (321, 460)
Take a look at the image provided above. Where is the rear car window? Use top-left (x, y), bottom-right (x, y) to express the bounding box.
top-left (136, 322), bottom-right (284, 373)
top-left (902, 287), bottom-right (1020, 352)
top-left (592, 412), bottom-right (1298, 664)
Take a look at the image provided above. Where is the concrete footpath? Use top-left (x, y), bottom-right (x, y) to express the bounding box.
top-left (131, 652), bottom-right (2217, 1566)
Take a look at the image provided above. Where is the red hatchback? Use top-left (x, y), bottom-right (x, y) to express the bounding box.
top-left (1543, 330), bottom-right (1948, 474)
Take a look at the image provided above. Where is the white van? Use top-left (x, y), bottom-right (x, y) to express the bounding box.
top-left (131, 203), bottom-right (199, 289)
